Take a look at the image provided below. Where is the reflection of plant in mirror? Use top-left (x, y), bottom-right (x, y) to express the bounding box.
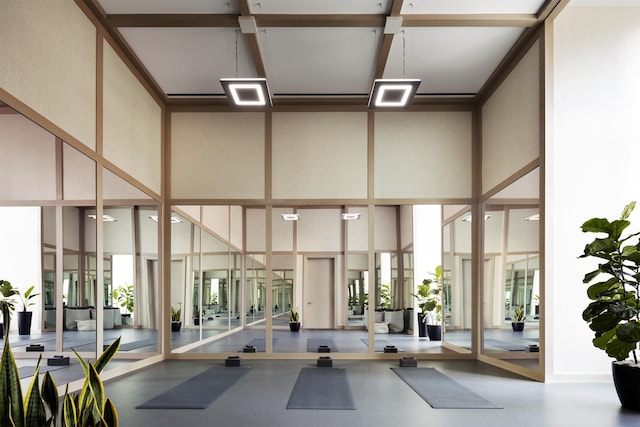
top-left (113, 284), bottom-right (134, 313)
top-left (512, 305), bottom-right (526, 322)
top-left (210, 292), bottom-right (218, 305)
top-left (289, 307), bottom-right (300, 322)
top-left (171, 305), bottom-right (182, 322)
top-left (412, 266), bottom-right (442, 323)
top-left (379, 284), bottom-right (391, 309)
top-left (17, 285), bottom-right (38, 312)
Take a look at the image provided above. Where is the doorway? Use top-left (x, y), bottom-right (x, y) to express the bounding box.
top-left (303, 257), bottom-right (335, 329)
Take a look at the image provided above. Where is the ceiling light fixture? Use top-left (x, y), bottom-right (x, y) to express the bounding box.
top-left (220, 78), bottom-right (272, 107)
top-left (525, 214), bottom-right (540, 221)
top-left (88, 214), bottom-right (116, 222)
top-left (461, 214), bottom-right (491, 222)
top-left (341, 213), bottom-right (361, 220)
top-left (280, 213), bottom-right (300, 221)
top-left (368, 79), bottom-right (421, 109)
top-left (148, 215), bottom-right (183, 224)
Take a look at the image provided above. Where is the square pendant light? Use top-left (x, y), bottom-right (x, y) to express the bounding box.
top-left (341, 213), bottom-right (361, 220)
top-left (368, 79), bottom-right (421, 109)
top-left (220, 78), bottom-right (272, 107)
top-left (280, 213), bottom-right (300, 221)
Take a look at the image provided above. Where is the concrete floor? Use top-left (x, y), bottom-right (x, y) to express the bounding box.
top-left (102, 359), bottom-right (638, 427)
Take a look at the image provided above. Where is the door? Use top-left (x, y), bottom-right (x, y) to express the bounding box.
top-left (304, 258), bottom-right (334, 329)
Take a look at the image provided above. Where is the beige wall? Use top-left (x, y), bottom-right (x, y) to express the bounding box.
top-left (0, 0), bottom-right (97, 149)
top-left (482, 41), bottom-right (540, 194)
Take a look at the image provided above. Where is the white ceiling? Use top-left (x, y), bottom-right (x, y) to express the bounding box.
top-left (91, 0), bottom-right (562, 105)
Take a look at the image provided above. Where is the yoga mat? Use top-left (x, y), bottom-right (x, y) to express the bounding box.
top-left (307, 338), bottom-right (339, 352)
top-left (360, 338), bottom-right (404, 352)
top-left (484, 339), bottom-right (525, 351)
top-left (242, 338), bottom-right (277, 352)
top-left (117, 339), bottom-right (158, 351)
top-left (287, 367), bottom-right (355, 410)
top-left (18, 365), bottom-right (66, 379)
top-left (392, 367), bottom-right (502, 409)
top-left (136, 366), bottom-right (249, 409)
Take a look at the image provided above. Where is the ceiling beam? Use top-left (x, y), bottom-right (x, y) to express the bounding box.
top-left (239, 0), bottom-right (267, 78)
top-left (107, 14), bottom-right (238, 27)
top-left (402, 14), bottom-right (537, 27)
top-left (373, 0), bottom-right (403, 80)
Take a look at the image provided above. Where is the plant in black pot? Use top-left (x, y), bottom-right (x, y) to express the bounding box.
top-left (16, 285), bottom-right (38, 335)
top-left (171, 305), bottom-right (182, 332)
top-left (412, 266), bottom-right (442, 340)
top-left (289, 307), bottom-right (300, 332)
top-left (580, 201), bottom-right (640, 411)
top-left (113, 284), bottom-right (134, 325)
top-left (511, 305), bottom-right (526, 331)
top-left (0, 280), bottom-right (18, 339)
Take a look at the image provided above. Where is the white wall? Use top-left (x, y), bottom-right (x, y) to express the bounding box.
top-left (548, 4), bottom-right (640, 380)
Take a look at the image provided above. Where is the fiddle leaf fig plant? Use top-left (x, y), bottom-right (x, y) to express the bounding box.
top-left (412, 266), bottom-right (443, 324)
top-left (580, 201), bottom-right (640, 363)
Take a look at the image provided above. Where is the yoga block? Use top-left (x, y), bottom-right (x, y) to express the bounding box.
top-left (47, 356), bottom-right (70, 366)
top-left (26, 344), bottom-right (44, 352)
top-left (225, 356), bottom-right (242, 367)
top-left (399, 357), bottom-right (417, 367)
top-left (317, 356), bottom-right (332, 367)
top-left (318, 345), bottom-right (331, 353)
top-left (526, 344), bottom-right (539, 353)
top-left (384, 345), bottom-right (398, 353)
top-left (243, 345), bottom-right (256, 353)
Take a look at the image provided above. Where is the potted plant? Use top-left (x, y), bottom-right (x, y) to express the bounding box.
top-left (171, 305), bottom-right (182, 332)
top-left (580, 201), bottom-right (640, 411)
top-left (289, 307), bottom-right (300, 332)
top-left (412, 266), bottom-right (443, 340)
top-left (16, 285), bottom-right (38, 335)
top-left (113, 284), bottom-right (134, 325)
top-left (193, 307), bottom-right (201, 326)
top-left (0, 280), bottom-right (18, 339)
top-left (511, 305), bottom-right (526, 331)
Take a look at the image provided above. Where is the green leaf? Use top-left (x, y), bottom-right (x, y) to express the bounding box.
top-left (40, 372), bottom-right (58, 425)
top-left (24, 357), bottom-right (46, 427)
top-left (581, 217), bottom-right (612, 234)
top-left (87, 364), bottom-right (105, 413)
top-left (0, 338), bottom-right (25, 427)
top-left (617, 320), bottom-right (640, 344)
top-left (103, 399), bottom-right (118, 427)
top-left (606, 337), bottom-right (637, 361)
top-left (95, 337), bottom-right (120, 375)
top-left (586, 278), bottom-right (621, 300)
top-left (582, 269), bottom-right (602, 284)
top-left (593, 328), bottom-right (617, 350)
top-left (589, 311), bottom-right (621, 334)
top-left (620, 201), bottom-right (636, 220)
top-left (609, 219), bottom-right (631, 240)
top-left (62, 389), bottom-right (77, 427)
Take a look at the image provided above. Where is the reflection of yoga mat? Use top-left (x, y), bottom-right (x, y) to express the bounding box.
top-left (19, 365), bottom-right (66, 379)
top-left (307, 338), bottom-right (339, 352)
top-left (136, 367), bottom-right (249, 409)
top-left (484, 339), bottom-right (524, 351)
top-left (242, 338), bottom-right (277, 352)
top-left (287, 368), bottom-right (355, 410)
top-left (117, 339), bottom-right (158, 351)
top-left (392, 367), bottom-right (502, 409)
top-left (360, 339), bottom-right (404, 352)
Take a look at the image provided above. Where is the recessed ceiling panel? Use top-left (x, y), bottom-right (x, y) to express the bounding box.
top-left (119, 27), bottom-right (257, 95)
top-left (97, 0), bottom-right (240, 14)
top-left (263, 28), bottom-right (381, 95)
top-left (251, 0), bottom-right (392, 14)
top-left (400, 0), bottom-right (547, 14)
top-left (384, 27), bottom-right (524, 94)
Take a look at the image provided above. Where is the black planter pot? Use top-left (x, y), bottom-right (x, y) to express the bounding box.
top-left (427, 324), bottom-right (442, 341)
top-left (289, 322), bottom-right (300, 332)
top-left (612, 361), bottom-right (640, 411)
top-left (512, 321), bottom-right (525, 332)
top-left (417, 313), bottom-right (427, 337)
top-left (171, 321), bottom-right (182, 332)
top-left (17, 311), bottom-right (33, 336)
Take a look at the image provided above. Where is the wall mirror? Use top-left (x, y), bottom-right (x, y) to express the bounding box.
top-left (482, 168), bottom-right (540, 372)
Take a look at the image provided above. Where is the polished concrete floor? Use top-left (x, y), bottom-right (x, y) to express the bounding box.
top-left (103, 359), bottom-right (637, 427)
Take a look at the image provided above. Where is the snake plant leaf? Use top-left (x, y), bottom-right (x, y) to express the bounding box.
top-left (24, 357), bottom-right (46, 427)
top-left (103, 399), bottom-right (118, 427)
top-left (40, 372), bottom-right (58, 425)
top-left (0, 339), bottom-right (25, 427)
top-left (88, 363), bottom-right (106, 413)
top-left (62, 388), bottom-right (77, 427)
top-left (95, 337), bottom-right (120, 374)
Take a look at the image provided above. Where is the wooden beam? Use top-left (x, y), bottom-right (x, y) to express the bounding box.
top-left (107, 14), bottom-right (238, 27)
top-left (403, 14), bottom-right (537, 28)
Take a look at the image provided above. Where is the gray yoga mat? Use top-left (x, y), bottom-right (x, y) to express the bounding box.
top-left (392, 367), bottom-right (502, 409)
top-left (242, 338), bottom-right (277, 352)
top-left (484, 339), bottom-right (525, 351)
top-left (287, 367), bottom-right (355, 410)
top-left (360, 338), bottom-right (404, 352)
top-left (18, 365), bottom-right (66, 379)
top-left (307, 338), bottom-right (339, 352)
top-left (136, 366), bottom-right (249, 409)
top-left (117, 339), bottom-right (158, 351)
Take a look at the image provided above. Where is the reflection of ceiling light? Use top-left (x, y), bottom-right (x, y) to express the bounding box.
top-left (220, 78), bottom-right (272, 107)
top-left (461, 214), bottom-right (491, 222)
top-left (148, 215), bottom-right (183, 224)
top-left (280, 213), bottom-right (300, 221)
top-left (525, 214), bottom-right (540, 221)
top-left (88, 214), bottom-right (116, 222)
top-left (341, 213), bottom-right (361, 220)
top-left (368, 79), bottom-right (421, 109)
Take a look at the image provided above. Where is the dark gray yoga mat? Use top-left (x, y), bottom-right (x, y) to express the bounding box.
top-left (136, 366), bottom-right (249, 409)
top-left (392, 367), bottom-right (502, 409)
top-left (484, 339), bottom-right (525, 351)
top-left (307, 338), bottom-right (339, 352)
top-left (117, 339), bottom-right (158, 351)
top-left (18, 365), bottom-right (66, 379)
top-left (287, 367), bottom-right (355, 410)
top-left (360, 338), bottom-right (404, 352)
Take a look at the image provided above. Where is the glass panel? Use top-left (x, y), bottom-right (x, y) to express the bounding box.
top-left (483, 168), bottom-right (541, 372)
top-left (170, 212), bottom-right (193, 349)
